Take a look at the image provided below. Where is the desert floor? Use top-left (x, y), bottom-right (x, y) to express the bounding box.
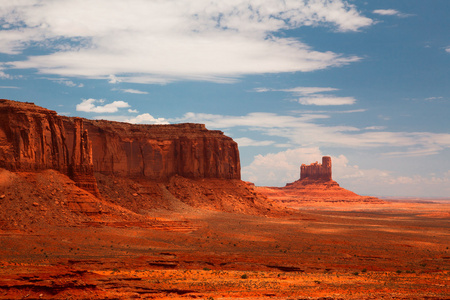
top-left (0, 200), bottom-right (449, 299)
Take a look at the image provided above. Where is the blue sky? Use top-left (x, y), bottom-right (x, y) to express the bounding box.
top-left (0, 0), bottom-right (449, 198)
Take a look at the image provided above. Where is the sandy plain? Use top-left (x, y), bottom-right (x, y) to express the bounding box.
top-left (0, 197), bottom-right (449, 299)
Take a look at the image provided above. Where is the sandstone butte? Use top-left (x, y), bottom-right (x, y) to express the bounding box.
top-left (0, 99), bottom-right (239, 180)
top-left (0, 98), bottom-right (378, 220)
top-left (0, 99), bottom-right (279, 219)
top-left (256, 156), bottom-right (383, 206)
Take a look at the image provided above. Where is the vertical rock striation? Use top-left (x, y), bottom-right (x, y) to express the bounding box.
top-left (0, 100), bottom-right (241, 198)
top-left (63, 119), bottom-right (241, 180)
top-left (0, 99), bottom-right (70, 172)
top-left (68, 118), bottom-right (100, 197)
top-left (0, 100), bottom-right (100, 196)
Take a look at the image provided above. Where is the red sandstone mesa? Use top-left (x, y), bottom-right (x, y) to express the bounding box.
top-left (62, 118), bottom-right (240, 180)
top-left (0, 99), bottom-right (241, 194)
top-left (0, 99), bottom-right (278, 217)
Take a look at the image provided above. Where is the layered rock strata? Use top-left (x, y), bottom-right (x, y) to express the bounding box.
top-left (68, 118), bottom-right (100, 197)
top-left (0, 100), bottom-right (100, 196)
top-left (0, 99), bottom-right (69, 173)
top-left (63, 118), bottom-right (240, 180)
top-left (0, 100), bottom-right (241, 199)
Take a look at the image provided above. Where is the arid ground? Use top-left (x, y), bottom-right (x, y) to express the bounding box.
top-left (1, 194), bottom-right (449, 299)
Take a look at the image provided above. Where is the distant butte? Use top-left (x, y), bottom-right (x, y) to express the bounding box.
top-left (256, 156), bottom-right (383, 206)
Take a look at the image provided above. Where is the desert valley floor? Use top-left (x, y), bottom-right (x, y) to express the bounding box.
top-left (0, 186), bottom-right (449, 299)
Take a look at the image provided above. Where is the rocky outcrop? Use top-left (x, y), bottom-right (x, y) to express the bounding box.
top-left (68, 118), bottom-right (100, 197)
top-left (300, 156), bottom-right (332, 182)
top-left (0, 100), bottom-right (100, 196)
top-left (0, 99), bottom-right (70, 172)
top-left (63, 118), bottom-right (240, 180)
top-left (257, 156), bottom-right (382, 205)
top-left (0, 100), bottom-right (241, 195)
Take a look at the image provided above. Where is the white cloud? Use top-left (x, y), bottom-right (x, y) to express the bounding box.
top-left (255, 87), bottom-right (338, 95)
top-left (92, 113), bottom-right (169, 124)
top-left (373, 9), bottom-right (412, 18)
top-left (172, 111), bottom-right (450, 157)
top-left (117, 88), bottom-right (148, 95)
top-left (126, 113), bottom-right (169, 125)
top-left (0, 68), bottom-right (11, 79)
top-left (243, 148), bottom-right (450, 197)
top-left (108, 75), bottom-right (120, 84)
top-left (373, 9), bottom-right (400, 16)
top-left (256, 86), bottom-right (357, 106)
top-left (365, 126), bottom-right (386, 130)
top-left (282, 87), bottom-right (339, 95)
top-left (51, 78), bottom-right (83, 87)
top-left (425, 96), bottom-right (443, 101)
top-left (297, 96), bottom-right (356, 105)
top-left (291, 109), bottom-right (367, 114)
top-left (242, 147), bottom-right (323, 186)
top-left (128, 109), bottom-right (139, 113)
top-left (235, 137), bottom-right (275, 147)
top-left (2, 0), bottom-right (373, 83)
top-left (76, 98), bottom-right (130, 113)
top-left (0, 85), bottom-right (19, 89)
top-left (446, 47), bottom-right (450, 53)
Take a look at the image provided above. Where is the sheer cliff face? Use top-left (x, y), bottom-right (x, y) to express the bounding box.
top-left (0, 100), bottom-right (240, 186)
top-left (63, 119), bottom-right (241, 180)
top-left (0, 100), bottom-right (70, 172)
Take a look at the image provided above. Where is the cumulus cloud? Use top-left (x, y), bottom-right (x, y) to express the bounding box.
top-left (445, 47), bottom-right (450, 53)
top-left (76, 98), bottom-right (130, 113)
top-left (242, 147), bottom-right (323, 186)
top-left (126, 113), bottom-right (169, 125)
top-left (92, 113), bottom-right (169, 124)
top-left (241, 148), bottom-right (385, 188)
top-left (1, 0), bottom-right (373, 83)
top-left (242, 147), bottom-right (450, 197)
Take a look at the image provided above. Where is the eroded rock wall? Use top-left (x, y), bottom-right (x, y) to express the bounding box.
top-left (63, 119), bottom-right (241, 180)
top-left (68, 118), bottom-right (100, 197)
top-left (0, 99), bottom-right (70, 172)
top-left (0, 100), bottom-right (240, 184)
